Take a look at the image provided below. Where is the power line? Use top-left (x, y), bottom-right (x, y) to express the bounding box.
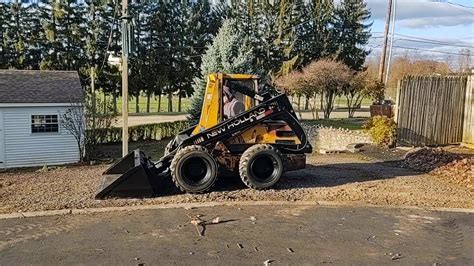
top-left (368, 43), bottom-right (470, 56)
top-left (393, 33), bottom-right (472, 46)
top-left (442, 2), bottom-right (474, 15)
top-left (446, 1), bottom-right (474, 9)
top-left (395, 38), bottom-right (474, 49)
top-left (99, 0), bottom-right (120, 72)
top-left (391, 45), bottom-right (471, 56)
top-left (370, 34), bottom-right (474, 49)
top-left (373, 32), bottom-right (473, 44)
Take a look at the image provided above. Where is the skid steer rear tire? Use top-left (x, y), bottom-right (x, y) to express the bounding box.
top-left (170, 145), bottom-right (218, 193)
top-left (239, 144), bottom-right (283, 190)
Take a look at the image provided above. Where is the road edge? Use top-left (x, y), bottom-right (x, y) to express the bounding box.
top-left (1, 201), bottom-right (473, 220)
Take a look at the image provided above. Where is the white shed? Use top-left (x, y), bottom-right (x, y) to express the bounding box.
top-left (0, 70), bottom-right (84, 169)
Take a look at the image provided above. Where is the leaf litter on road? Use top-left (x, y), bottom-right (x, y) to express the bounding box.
top-left (263, 259), bottom-right (274, 265)
top-left (187, 214), bottom-right (232, 237)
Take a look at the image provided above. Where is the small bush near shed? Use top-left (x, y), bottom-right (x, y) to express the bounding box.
top-left (363, 116), bottom-right (397, 147)
top-left (91, 120), bottom-right (190, 144)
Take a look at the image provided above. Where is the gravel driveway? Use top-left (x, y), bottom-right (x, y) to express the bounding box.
top-left (1, 153), bottom-right (472, 214)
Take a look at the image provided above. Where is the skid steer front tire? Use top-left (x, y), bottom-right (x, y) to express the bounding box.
top-left (170, 145), bottom-right (218, 193)
top-left (239, 144), bottom-right (283, 190)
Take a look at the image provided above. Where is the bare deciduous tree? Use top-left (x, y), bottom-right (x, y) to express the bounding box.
top-left (62, 96), bottom-right (116, 161)
top-left (62, 103), bottom-right (86, 161)
top-left (274, 70), bottom-right (309, 118)
top-left (344, 71), bottom-right (385, 118)
top-left (276, 59), bottom-right (353, 119)
top-left (303, 59), bottom-right (353, 119)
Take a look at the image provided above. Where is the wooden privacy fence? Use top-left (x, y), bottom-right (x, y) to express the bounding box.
top-left (396, 76), bottom-right (469, 146)
top-left (463, 76), bottom-right (474, 144)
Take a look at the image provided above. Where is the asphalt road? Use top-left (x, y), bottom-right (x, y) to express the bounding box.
top-left (115, 113), bottom-right (188, 127)
top-left (0, 204), bottom-right (472, 265)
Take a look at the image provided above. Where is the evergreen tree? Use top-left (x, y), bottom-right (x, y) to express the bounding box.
top-left (56, 0), bottom-right (87, 70)
top-left (38, 0), bottom-right (59, 70)
top-left (0, 3), bottom-right (11, 68)
top-left (3, 1), bottom-right (28, 69)
top-left (229, 0), bottom-right (307, 78)
top-left (96, 0), bottom-right (121, 110)
top-left (0, 0), bottom-right (375, 113)
top-left (188, 19), bottom-right (256, 121)
top-left (84, 0), bottom-right (112, 69)
top-left (272, 0), bottom-right (305, 76)
top-left (22, 4), bottom-right (47, 69)
top-left (39, 0), bottom-right (88, 71)
top-left (253, 1), bottom-right (289, 77)
top-left (332, 0), bottom-right (372, 71)
top-left (296, 0), bottom-right (335, 67)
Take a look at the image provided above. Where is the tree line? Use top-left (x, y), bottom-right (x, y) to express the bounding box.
top-left (0, 0), bottom-right (373, 115)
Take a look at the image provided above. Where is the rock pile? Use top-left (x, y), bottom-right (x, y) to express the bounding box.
top-left (402, 148), bottom-right (463, 172)
top-left (301, 123), bottom-right (372, 153)
top-left (431, 158), bottom-right (473, 188)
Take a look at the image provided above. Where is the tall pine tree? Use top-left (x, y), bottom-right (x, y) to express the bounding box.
top-left (332, 0), bottom-right (372, 71)
top-left (295, 0), bottom-right (335, 67)
top-left (188, 19), bottom-right (256, 121)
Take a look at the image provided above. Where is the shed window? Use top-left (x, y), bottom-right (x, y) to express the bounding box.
top-left (31, 115), bottom-right (59, 133)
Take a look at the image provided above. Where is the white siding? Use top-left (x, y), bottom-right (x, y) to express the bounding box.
top-left (1, 106), bottom-right (81, 168)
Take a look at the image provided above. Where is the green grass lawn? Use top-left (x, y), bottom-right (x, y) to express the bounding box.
top-left (333, 96), bottom-right (373, 107)
top-left (96, 91), bottom-right (192, 114)
top-left (128, 112), bottom-right (187, 116)
top-left (291, 95), bottom-right (373, 110)
top-left (302, 118), bottom-right (368, 131)
top-left (95, 91), bottom-right (372, 115)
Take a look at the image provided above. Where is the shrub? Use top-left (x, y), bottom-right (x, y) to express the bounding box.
top-left (363, 116), bottom-right (397, 147)
top-left (62, 96), bottom-right (116, 161)
top-left (88, 120), bottom-right (191, 144)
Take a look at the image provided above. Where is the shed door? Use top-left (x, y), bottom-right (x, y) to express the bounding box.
top-left (0, 110), bottom-right (4, 168)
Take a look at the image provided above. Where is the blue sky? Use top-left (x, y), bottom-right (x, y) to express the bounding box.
top-left (365, 0), bottom-right (474, 61)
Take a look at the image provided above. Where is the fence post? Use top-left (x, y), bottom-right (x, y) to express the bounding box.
top-left (463, 75), bottom-right (474, 144)
top-left (394, 80), bottom-right (401, 123)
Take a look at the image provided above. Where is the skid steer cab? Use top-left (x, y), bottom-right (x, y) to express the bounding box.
top-left (96, 73), bottom-right (312, 199)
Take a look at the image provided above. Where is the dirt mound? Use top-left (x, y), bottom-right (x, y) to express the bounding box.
top-left (401, 148), bottom-right (463, 172)
top-left (431, 158), bottom-right (473, 188)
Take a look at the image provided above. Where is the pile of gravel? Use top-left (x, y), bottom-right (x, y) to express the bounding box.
top-left (401, 147), bottom-right (463, 172)
top-left (431, 158), bottom-right (473, 188)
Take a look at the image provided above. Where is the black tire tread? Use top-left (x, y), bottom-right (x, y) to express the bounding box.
top-left (170, 145), bottom-right (217, 193)
top-left (239, 144), bottom-right (283, 190)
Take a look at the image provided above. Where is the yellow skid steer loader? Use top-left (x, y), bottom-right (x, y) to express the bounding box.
top-left (95, 73), bottom-right (312, 199)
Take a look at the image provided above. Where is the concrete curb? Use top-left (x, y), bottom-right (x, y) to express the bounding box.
top-left (1, 201), bottom-right (473, 220)
top-left (21, 209), bottom-right (72, 218)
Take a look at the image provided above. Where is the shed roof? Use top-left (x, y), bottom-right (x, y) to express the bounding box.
top-left (0, 70), bottom-right (84, 104)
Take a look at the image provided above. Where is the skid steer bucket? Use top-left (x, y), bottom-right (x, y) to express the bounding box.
top-left (95, 149), bottom-right (158, 199)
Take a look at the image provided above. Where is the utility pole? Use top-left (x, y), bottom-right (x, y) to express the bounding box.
top-left (91, 66), bottom-right (96, 131)
top-left (385, 0), bottom-right (397, 85)
top-left (121, 0), bottom-right (129, 156)
top-left (378, 0), bottom-right (393, 83)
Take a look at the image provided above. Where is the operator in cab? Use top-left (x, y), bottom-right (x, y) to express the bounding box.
top-left (223, 84), bottom-right (245, 119)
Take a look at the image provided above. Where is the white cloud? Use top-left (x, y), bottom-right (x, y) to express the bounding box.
top-left (367, 0), bottom-right (474, 28)
top-left (398, 15), bottom-right (474, 28)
